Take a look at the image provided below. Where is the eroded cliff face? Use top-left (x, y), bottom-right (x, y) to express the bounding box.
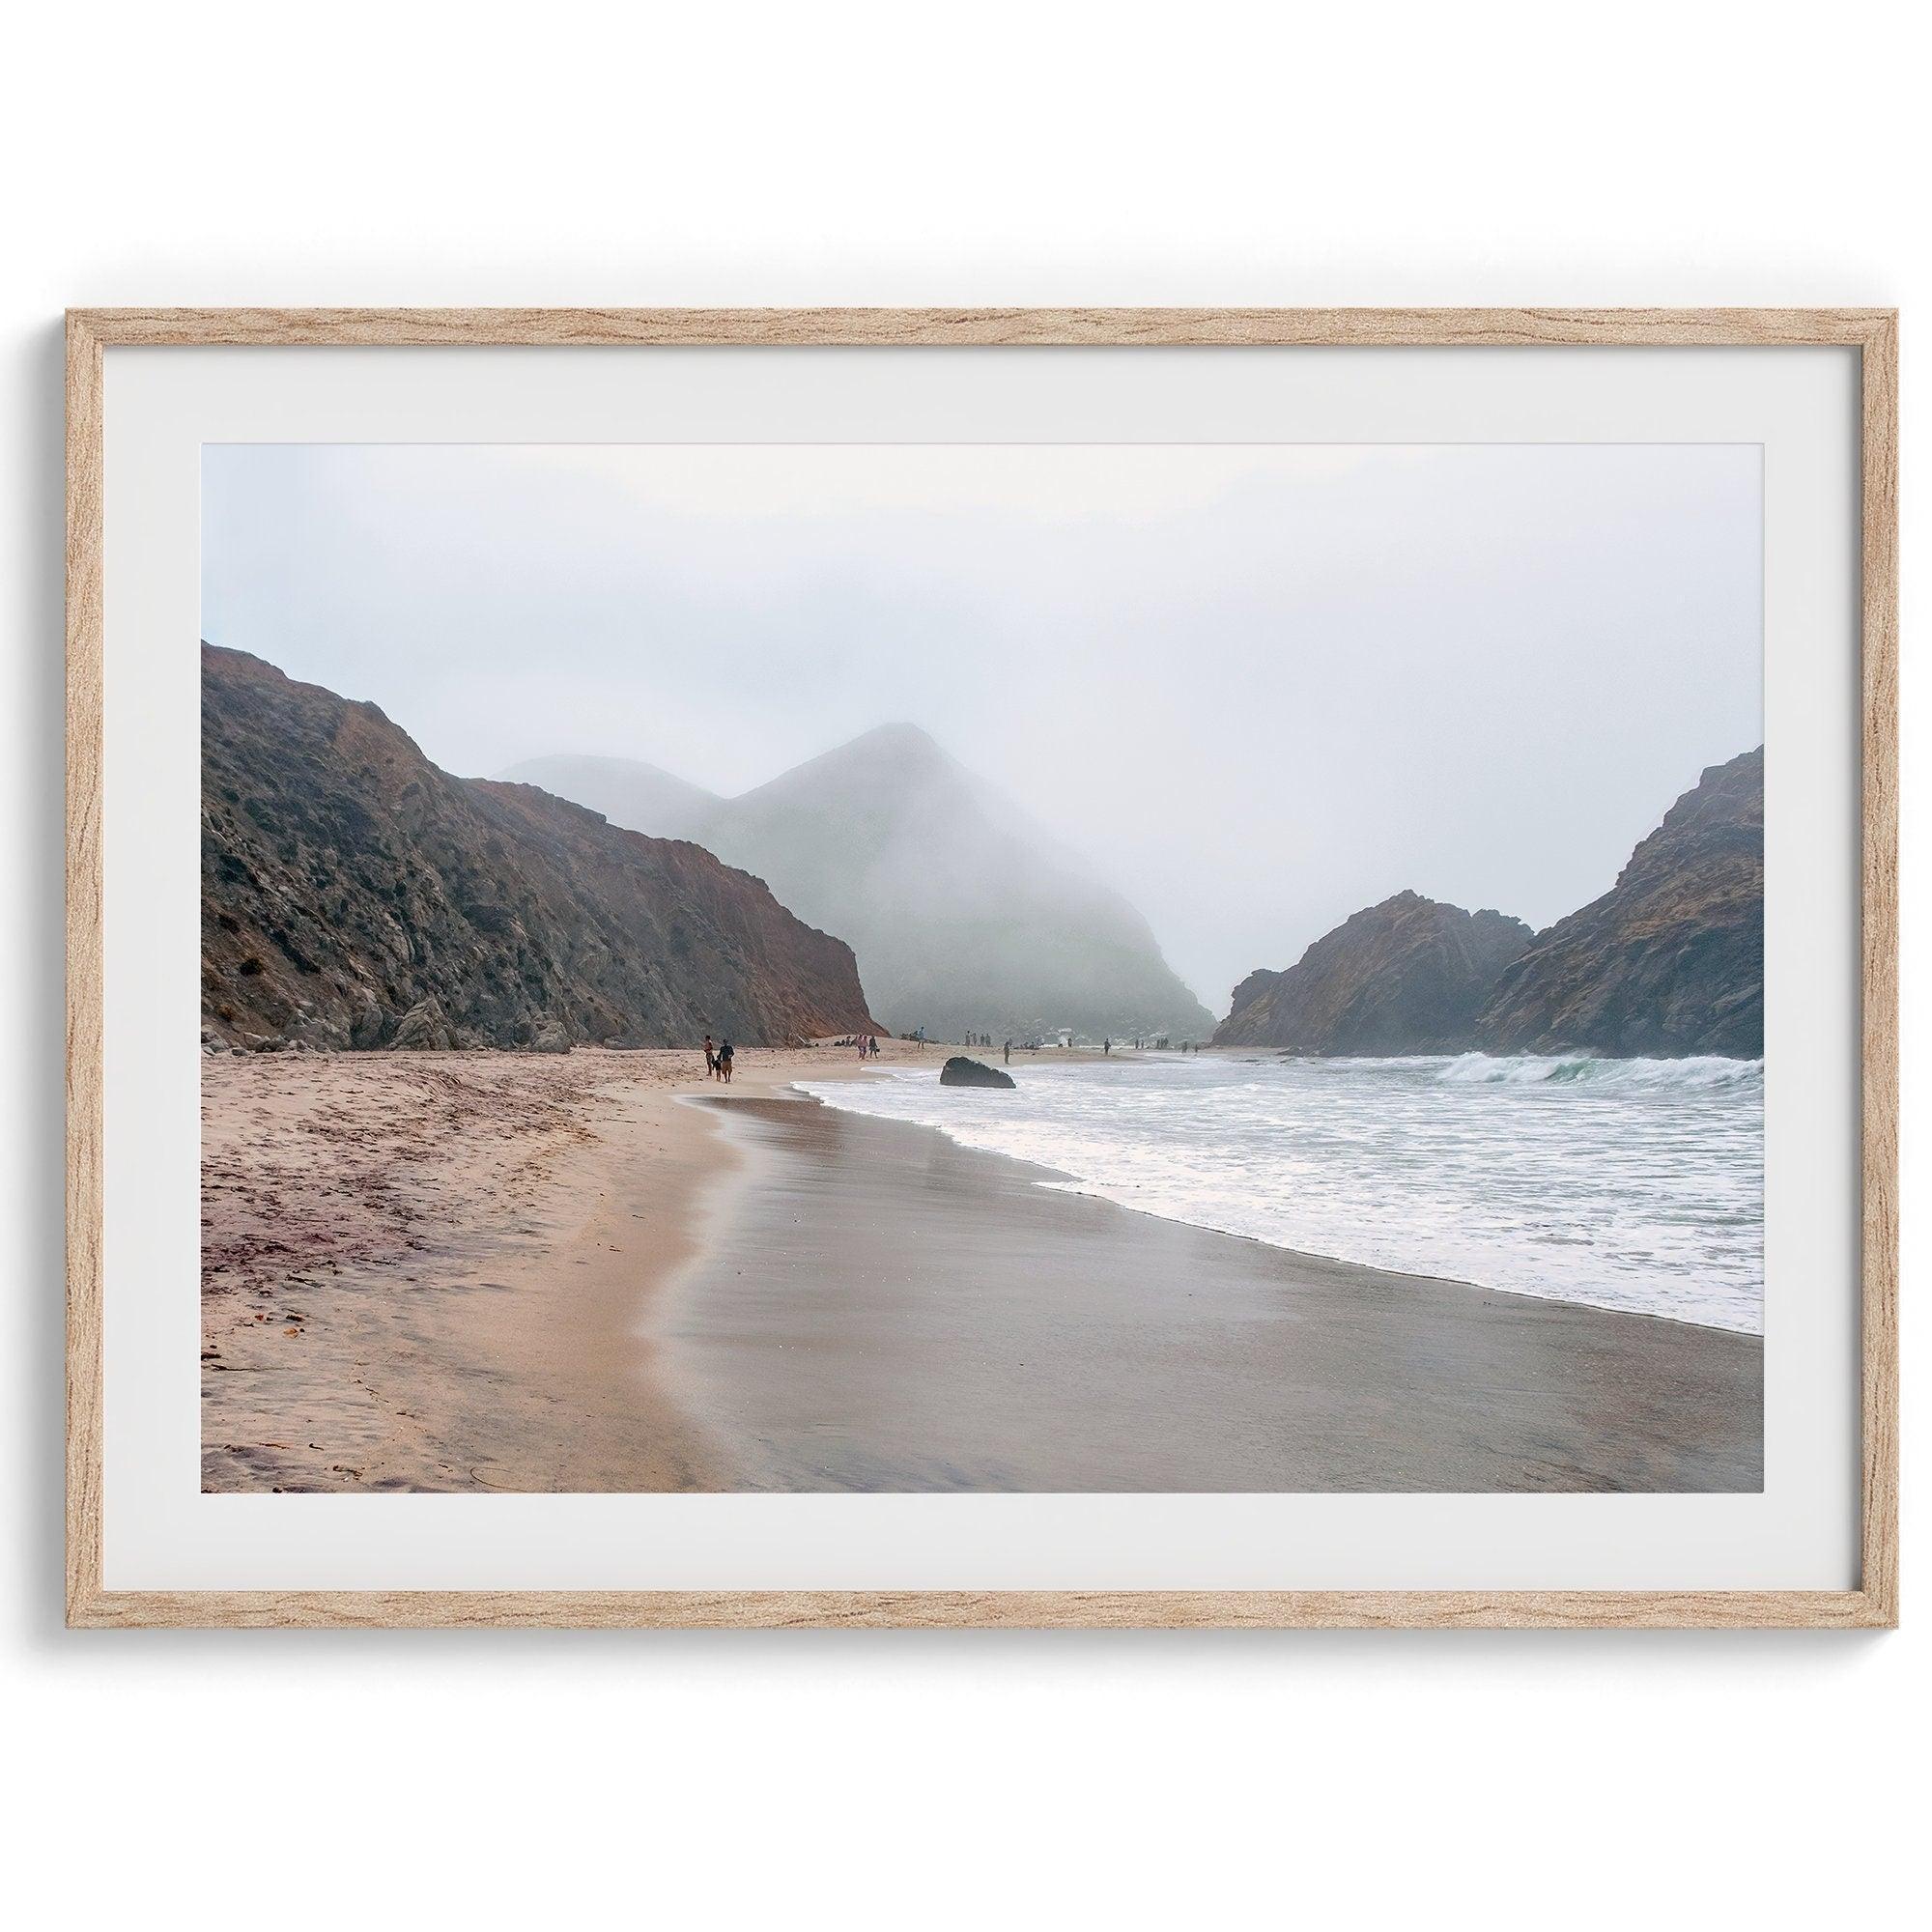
top-left (201, 645), bottom-right (878, 1051)
top-left (1213, 893), bottom-right (1533, 1053)
top-left (1474, 749), bottom-right (1763, 1058)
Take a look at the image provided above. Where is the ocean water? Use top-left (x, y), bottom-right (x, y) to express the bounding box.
top-left (793, 1051), bottom-right (1764, 1333)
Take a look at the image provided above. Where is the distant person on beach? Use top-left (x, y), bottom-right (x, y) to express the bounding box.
top-left (702, 1035), bottom-right (718, 1079)
top-left (718, 1037), bottom-right (734, 1082)
top-left (1103, 1037), bottom-right (1111, 1056)
top-left (1003, 1038), bottom-right (1011, 1064)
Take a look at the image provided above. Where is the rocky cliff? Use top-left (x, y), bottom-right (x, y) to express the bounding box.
top-left (1474, 749), bottom-right (1763, 1058)
top-left (1213, 892), bottom-right (1534, 1053)
top-left (202, 645), bottom-right (879, 1051)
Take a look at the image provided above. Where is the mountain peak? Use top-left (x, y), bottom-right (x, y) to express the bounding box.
top-left (738, 720), bottom-right (962, 810)
top-left (818, 721), bottom-right (952, 774)
top-left (850, 721), bottom-right (942, 753)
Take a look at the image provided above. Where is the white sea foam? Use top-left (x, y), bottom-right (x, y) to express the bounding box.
top-left (794, 1051), bottom-right (1764, 1333)
top-left (1426, 1051), bottom-right (1762, 1092)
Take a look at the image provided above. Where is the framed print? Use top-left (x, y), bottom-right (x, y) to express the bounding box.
top-left (65, 308), bottom-right (1898, 1629)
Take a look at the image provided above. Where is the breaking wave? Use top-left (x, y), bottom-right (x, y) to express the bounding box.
top-left (1411, 1052), bottom-right (1763, 1093)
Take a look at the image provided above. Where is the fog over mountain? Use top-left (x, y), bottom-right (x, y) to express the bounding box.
top-left (203, 443), bottom-right (1763, 1011)
top-left (506, 725), bottom-right (1214, 1041)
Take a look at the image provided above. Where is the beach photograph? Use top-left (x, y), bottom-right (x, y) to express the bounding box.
top-left (199, 441), bottom-right (1765, 1494)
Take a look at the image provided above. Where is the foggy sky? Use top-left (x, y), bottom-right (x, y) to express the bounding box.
top-left (201, 442), bottom-right (1762, 1014)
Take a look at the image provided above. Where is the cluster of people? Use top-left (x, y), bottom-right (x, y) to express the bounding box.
top-left (690, 1026), bottom-right (1188, 1083)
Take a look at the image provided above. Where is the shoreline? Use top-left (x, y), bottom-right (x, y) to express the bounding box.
top-left (667, 1093), bottom-right (1762, 1492)
top-left (796, 1075), bottom-right (1760, 1341)
top-left (792, 1051), bottom-right (1762, 1337)
top-left (202, 1040), bottom-right (1761, 1493)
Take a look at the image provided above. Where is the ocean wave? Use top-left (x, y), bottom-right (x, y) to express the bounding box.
top-left (1424, 1052), bottom-right (1763, 1092)
top-left (795, 1051), bottom-right (1763, 1331)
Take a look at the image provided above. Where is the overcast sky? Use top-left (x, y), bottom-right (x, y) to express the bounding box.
top-left (202, 442), bottom-right (1762, 1012)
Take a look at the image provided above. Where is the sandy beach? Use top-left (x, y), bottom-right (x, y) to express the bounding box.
top-left (203, 1042), bottom-right (1761, 1494)
top-left (201, 1040), bottom-right (896, 1492)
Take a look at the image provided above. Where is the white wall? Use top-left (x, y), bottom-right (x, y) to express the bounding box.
top-left (3, 4), bottom-right (1920, 1923)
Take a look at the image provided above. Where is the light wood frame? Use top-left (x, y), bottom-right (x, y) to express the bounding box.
top-left (65, 307), bottom-right (1899, 1630)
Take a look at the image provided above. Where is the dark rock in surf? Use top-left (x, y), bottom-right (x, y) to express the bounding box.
top-left (939, 1055), bottom-right (1016, 1090)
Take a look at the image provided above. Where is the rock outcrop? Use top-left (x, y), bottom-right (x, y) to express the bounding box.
top-left (202, 644), bottom-right (880, 1051)
top-left (527, 1015), bottom-right (573, 1054)
top-left (939, 1055), bottom-right (1016, 1089)
top-left (1213, 893), bottom-right (1534, 1054)
top-left (1474, 749), bottom-right (1763, 1058)
top-left (504, 725), bottom-right (1214, 1044)
top-left (388, 998), bottom-right (454, 1052)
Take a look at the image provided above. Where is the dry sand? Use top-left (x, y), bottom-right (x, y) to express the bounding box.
top-left (202, 1038), bottom-right (1760, 1494)
top-left (200, 1039), bottom-right (906, 1491)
